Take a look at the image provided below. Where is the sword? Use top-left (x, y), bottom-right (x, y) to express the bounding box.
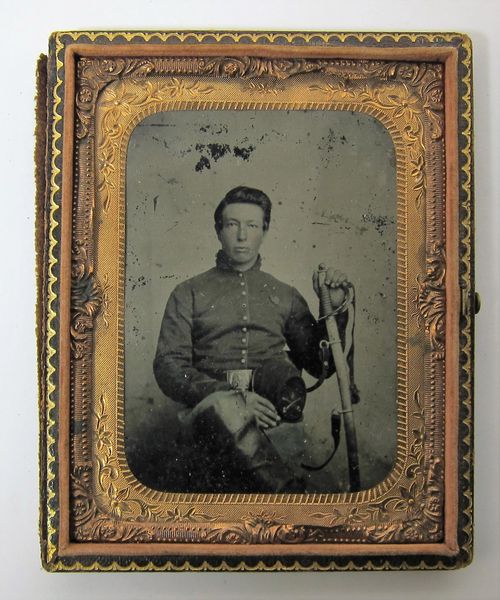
top-left (317, 264), bottom-right (360, 492)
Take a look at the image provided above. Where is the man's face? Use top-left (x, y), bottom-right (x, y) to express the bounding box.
top-left (217, 203), bottom-right (267, 270)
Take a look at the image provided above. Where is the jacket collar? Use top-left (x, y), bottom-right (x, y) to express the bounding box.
top-left (215, 250), bottom-right (262, 272)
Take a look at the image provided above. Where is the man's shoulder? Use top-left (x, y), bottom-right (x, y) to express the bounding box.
top-left (257, 269), bottom-right (288, 285)
top-left (255, 269), bottom-right (298, 296)
top-left (171, 267), bottom-right (220, 292)
top-left (256, 271), bottom-right (292, 288)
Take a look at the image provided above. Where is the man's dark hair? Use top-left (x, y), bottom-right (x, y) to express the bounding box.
top-left (214, 186), bottom-right (272, 233)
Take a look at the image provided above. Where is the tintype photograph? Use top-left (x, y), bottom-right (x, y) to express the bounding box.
top-left (124, 109), bottom-right (397, 495)
top-left (37, 31), bottom-right (474, 571)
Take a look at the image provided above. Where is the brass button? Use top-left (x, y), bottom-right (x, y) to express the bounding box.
top-left (242, 338), bottom-right (247, 343)
top-left (240, 358), bottom-right (246, 364)
top-left (242, 316), bottom-right (248, 321)
top-left (242, 327), bottom-right (247, 332)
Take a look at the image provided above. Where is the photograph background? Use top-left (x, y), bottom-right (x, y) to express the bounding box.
top-left (2, 0), bottom-right (499, 598)
top-left (124, 108), bottom-right (397, 492)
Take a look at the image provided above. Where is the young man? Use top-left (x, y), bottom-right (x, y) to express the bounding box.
top-left (153, 186), bottom-right (349, 493)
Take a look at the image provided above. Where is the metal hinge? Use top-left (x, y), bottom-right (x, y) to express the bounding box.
top-left (460, 282), bottom-right (481, 317)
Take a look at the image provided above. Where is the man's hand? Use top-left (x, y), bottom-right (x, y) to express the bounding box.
top-left (245, 392), bottom-right (281, 429)
top-left (312, 263), bottom-right (349, 309)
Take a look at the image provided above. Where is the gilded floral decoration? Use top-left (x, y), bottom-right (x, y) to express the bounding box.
top-left (68, 53), bottom-right (447, 545)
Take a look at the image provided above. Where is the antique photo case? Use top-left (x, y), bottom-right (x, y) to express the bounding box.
top-left (36, 31), bottom-right (475, 571)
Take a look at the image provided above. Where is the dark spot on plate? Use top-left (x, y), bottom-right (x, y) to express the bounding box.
top-left (195, 156), bottom-right (211, 172)
top-left (207, 143), bottom-right (231, 161)
top-left (233, 145), bottom-right (255, 160)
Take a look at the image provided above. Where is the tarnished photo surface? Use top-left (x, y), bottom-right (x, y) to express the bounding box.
top-left (125, 109), bottom-right (397, 494)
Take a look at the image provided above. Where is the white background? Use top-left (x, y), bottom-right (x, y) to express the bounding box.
top-left (0, 1), bottom-right (498, 598)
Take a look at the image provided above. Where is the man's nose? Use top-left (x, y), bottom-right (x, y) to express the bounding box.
top-left (237, 225), bottom-right (247, 240)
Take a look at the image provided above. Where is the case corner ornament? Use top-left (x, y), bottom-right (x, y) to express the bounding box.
top-left (76, 57), bottom-right (155, 139)
top-left (412, 241), bottom-right (446, 360)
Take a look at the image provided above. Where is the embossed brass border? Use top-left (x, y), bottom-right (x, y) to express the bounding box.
top-left (38, 31), bottom-right (473, 571)
top-left (89, 73), bottom-right (434, 529)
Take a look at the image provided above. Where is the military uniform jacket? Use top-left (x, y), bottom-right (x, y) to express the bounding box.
top-left (154, 251), bottom-right (336, 408)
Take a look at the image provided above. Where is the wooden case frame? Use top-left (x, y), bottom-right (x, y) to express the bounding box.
top-left (36, 31), bottom-right (475, 571)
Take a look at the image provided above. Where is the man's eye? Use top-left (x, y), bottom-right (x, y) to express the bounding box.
top-left (248, 224), bottom-right (258, 229)
top-left (226, 222), bottom-right (238, 228)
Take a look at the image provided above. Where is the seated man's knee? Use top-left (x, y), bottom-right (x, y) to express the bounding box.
top-left (192, 390), bottom-right (254, 439)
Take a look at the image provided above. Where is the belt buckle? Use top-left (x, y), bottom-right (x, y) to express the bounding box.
top-left (226, 369), bottom-right (253, 391)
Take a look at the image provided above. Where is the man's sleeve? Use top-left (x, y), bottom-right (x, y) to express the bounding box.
top-left (153, 283), bottom-right (232, 408)
top-left (284, 287), bottom-right (347, 379)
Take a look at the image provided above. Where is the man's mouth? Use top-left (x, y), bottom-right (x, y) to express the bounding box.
top-left (234, 247), bottom-right (250, 252)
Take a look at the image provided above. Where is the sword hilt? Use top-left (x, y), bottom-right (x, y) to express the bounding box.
top-left (317, 264), bottom-right (353, 319)
top-left (317, 265), bottom-right (334, 318)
